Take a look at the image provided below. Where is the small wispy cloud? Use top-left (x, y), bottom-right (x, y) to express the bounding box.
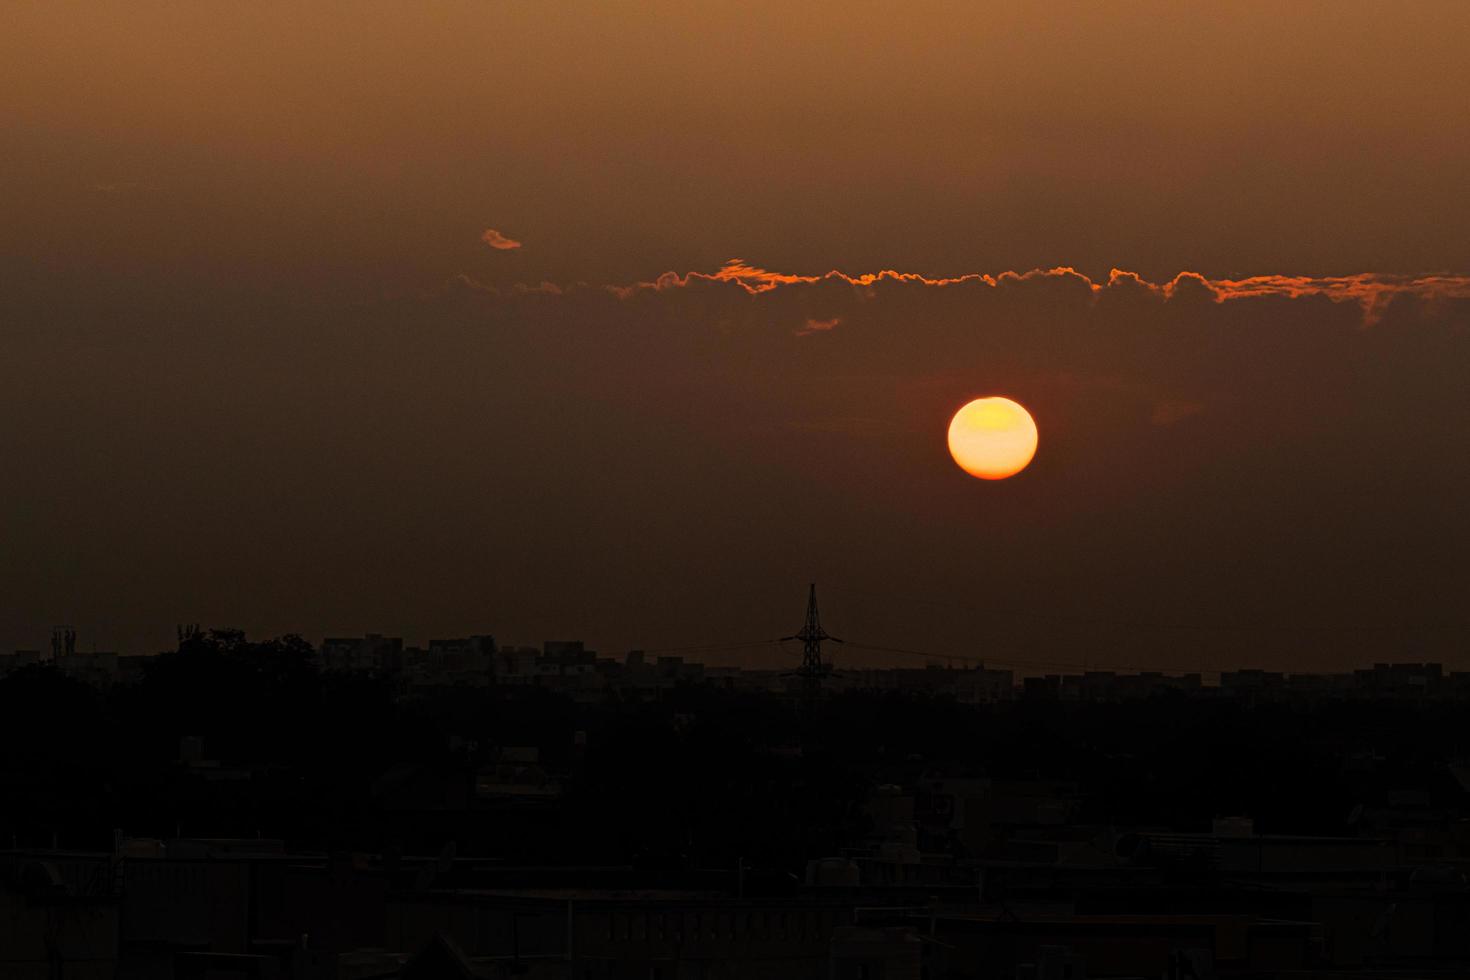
top-left (481, 228), bottom-right (523, 251)
top-left (797, 316), bottom-right (842, 337)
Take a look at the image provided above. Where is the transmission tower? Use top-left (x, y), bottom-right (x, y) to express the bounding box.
top-left (783, 583), bottom-right (841, 698)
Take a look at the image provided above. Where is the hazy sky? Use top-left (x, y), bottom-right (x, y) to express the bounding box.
top-left (4, 3), bottom-right (1470, 670)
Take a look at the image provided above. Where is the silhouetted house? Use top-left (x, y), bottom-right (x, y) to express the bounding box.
top-left (1285, 671), bottom-right (1355, 697)
top-left (1061, 670), bottom-right (1197, 701)
top-left (476, 746), bottom-right (560, 805)
top-left (118, 839), bottom-right (388, 972)
top-left (400, 932), bottom-right (484, 979)
top-left (0, 852), bottom-right (119, 979)
top-left (1349, 787), bottom-right (1469, 864)
top-left (1023, 675), bottom-right (1061, 700)
top-left (117, 652), bottom-right (150, 685)
top-left (656, 655), bottom-right (705, 684)
top-left (1172, 672), bottom-right (1205, 691)
top-left (1354, 662), bottom-right (1444, 696)
top-left (0, 648), bottom-right (42, 677)
top-left (841, 665), bottom-right (1015, 702)
top-left (929, 912), bottom-right (1315, 979)
top-left (1114, 671), bottom-right (1199, 698)
top-left (1219, 669), bottom-right (1286, 696)
top-left (388, 888), bottom-right (856, 979)
top-left (1124, 829), bottom-right (1395, 882)
top-left (373, 763), bottom-right (473, 814)
top-left (1310, 881), bottom-right (1470, 965)
top-left (55, 649), bottom-right (119, 686)
top-left (429, 635), bottom-right (497, 679)
top-left (953, 666), bottom-right (1015, 702)
top-left (495, 646), bottom-right (540, 683)
top-left (866, 785), bottom-right (917, 848)
top-left (542, 640), bottom-right (589, 667)
top-left (828, 926), bottom-right (923, 980)
top-left (320, 633), bottom-right (403, 674)
top-left (1212, 816), bottom-right (1255, 838)
top-left (916, 778), bottom-right (1076, 855)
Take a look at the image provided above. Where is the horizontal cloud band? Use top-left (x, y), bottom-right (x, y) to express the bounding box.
top-left (605, 260), bottom-right (1470, 324)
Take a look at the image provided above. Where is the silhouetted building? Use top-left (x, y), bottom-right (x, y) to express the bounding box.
top-left (320, 633), bottom-right (403, 673)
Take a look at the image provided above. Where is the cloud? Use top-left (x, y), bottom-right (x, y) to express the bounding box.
top-left (481, 228), bottom-right (523, 251)
top-left (602, 259), bottom-right (1470, 325)
top-left (797, 316), bottom-right (841, 336)
top-left (607, 258), bottom-right (997, 298)
top-left (1196, 273), bottom-right (1470, 324)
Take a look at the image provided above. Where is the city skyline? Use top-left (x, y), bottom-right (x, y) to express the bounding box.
top-left (7, 618), bottom-right (1463, 695)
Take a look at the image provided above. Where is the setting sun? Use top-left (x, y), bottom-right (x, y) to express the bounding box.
top-left (947, 396), bottom-right (1038, 480)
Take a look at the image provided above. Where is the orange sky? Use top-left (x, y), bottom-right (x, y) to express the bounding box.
top-left (2, 3), bottom-right (1469, 668)
top-left (7, 2), bottom-right (1470, 289)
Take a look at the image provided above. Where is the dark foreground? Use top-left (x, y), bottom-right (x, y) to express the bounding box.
top-left (3, 631), bottom-right (1469, 978)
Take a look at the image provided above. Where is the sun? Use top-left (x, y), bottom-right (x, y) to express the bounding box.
top-left (947, 397), bottom-right (1038, 480)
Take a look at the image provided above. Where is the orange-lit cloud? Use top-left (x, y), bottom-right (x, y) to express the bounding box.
top-left (607, 259), bottom-right (996, 298)
top-left (481, 228), bottom-right (523, 250)
top-left (602, 259), bottom-right (1470, 324)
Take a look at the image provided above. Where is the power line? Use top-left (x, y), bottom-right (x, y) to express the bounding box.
top-left (642, 640), bottom-right (781, 656)
top-left (824, 584), bottom-right (1470, 635)
top-left (641, 635), bottom-right (1328, 679)
top-left (841, 640), bottom-right (1228, 676)
top-left (640, 581), bottom-right (1464, 678)
top-left (643, 628), bottom-right (1244, 676)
